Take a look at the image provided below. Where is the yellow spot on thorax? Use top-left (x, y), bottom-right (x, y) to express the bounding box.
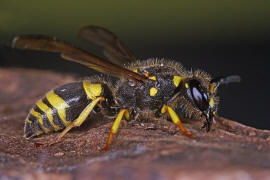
top-left (173, 76), bottom-right (182, 87)
top-left (133, 69), bottom-right (138, 73)
top-left (46, 90), bottom-right (71, 126)
top-left (209, 98), bottom-right (214, 108)
top-left (36, 99), bottom-right (61, 130)
top-left (149, 76), bottom-right (157, 81)
top-left (83, 81), bottom-right (102, 100)
top-left (150, 87), bottom-right (158, 96)
top-left (185, 83), bottom-right (189, 89)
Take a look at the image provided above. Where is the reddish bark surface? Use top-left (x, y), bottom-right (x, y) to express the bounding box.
top-left (0, 68), bottom-right (270, 180)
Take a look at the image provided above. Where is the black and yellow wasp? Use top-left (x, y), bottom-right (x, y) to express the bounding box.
top-left (11, 26), bottom-right (240, 150)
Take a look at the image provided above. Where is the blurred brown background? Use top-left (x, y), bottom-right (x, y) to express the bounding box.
top-left (1, 0), bottom-right (270, 129)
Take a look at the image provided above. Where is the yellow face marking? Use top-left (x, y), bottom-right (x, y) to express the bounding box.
top-left (209, 83), bottom-right (214, 94)
top-left (133, 69), bottom-right (138, 73)
top-left (173, 76), bottom-right (182, 87)
top-left (36, 99), bottom-right (61, 130)
top-left (185, 83), bottom-right (189, 89)
top-left (149, 76), bottom-right (157, 81)
top-left (210, 98), bottom-right (214, 108)
top-left (46, 90), bottom-right (71, 126)
top-left (30, 109), bottom-right (51, 133)
top-left (83, 81), bottom-right (102, 100)
top-left (150, 87), bottom-right (158, 96)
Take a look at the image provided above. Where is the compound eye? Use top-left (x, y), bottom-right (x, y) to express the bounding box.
top-left (189, 79), bottom-right (209, 111)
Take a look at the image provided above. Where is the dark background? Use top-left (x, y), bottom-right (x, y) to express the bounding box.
top-left (0, 1), bottom-right (269, 129)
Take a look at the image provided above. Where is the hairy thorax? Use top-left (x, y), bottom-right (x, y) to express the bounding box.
top-left (115, 59), bottom-right (189, 119)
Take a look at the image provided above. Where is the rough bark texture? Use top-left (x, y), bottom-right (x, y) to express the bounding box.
top-left (0, 68), bottom-right (270, 180)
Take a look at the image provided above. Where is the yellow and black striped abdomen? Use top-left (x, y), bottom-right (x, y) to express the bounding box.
top-left (24, 80), bottom-right (104, 138)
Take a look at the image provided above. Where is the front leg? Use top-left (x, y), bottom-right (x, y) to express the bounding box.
top-left (161, 105), bottom-right (193, 138)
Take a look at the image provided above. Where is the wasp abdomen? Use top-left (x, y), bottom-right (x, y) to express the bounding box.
top-left (24, 80), bottom-right (104, 138)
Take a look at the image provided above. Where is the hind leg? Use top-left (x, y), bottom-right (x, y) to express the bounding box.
top-left (35, 97), bottom-right (105, 147)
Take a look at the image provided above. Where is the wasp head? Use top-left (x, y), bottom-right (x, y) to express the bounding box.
top-left (184, 78), bottom-right (214, 132)
top-left (182, 74), bottom-right (240, 132)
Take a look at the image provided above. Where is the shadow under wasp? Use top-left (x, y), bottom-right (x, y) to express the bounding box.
top-left (11, 25), bottom-right (240, 150)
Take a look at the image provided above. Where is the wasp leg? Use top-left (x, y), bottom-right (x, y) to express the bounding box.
top-left (161, 105), bottom-right (193, 138)
top-left (104, 109), bottom-right (130, 151)
top-left (35, 97), bottom-right (105, 147)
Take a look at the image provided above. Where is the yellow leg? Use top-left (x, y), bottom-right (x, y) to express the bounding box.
top-left (161, 105), bottom-right (193, 138)
top-left (36, 97), bottom-right (105, 147)
top-left (104, 109), bottom-right (130, 151)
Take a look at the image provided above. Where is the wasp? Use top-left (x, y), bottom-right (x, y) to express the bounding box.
top-left (11, 26), bottom-right (240, 150)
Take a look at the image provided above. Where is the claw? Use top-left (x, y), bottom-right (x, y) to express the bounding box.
top-left (34, 139), bottom-right (60, 148)
top-left (182, 130), bottom-right (193, 138)
top-left (34, 141), bottom-right (48, 148)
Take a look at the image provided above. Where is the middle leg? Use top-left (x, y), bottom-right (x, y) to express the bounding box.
top-left (35, 97), bottom-right (105, 147)
top-left (104, 109), bottom-right (130, 151)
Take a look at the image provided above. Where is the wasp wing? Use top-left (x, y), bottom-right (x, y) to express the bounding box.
top-left (11, 35), bottom-right (146, 82)
top-left (78, 25), bottom-right (137, 66)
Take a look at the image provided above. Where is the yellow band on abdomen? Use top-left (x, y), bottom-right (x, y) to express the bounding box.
top-left (46, 90), bottom-right (71, 126)
top-left (36, 99), bottom-right (62, 130)
top-left (30, 109), bottom-right (51, 133)
top-left (83, 81), bottom-right (102, 100)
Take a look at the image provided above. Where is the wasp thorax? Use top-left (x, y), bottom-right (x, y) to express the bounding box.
top-left (187, 79), bottom-right (209, 112)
